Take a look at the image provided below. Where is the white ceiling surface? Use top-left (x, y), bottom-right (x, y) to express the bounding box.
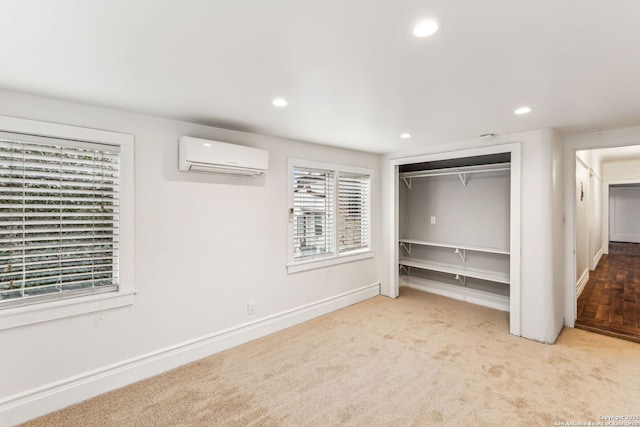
top-left (2, 1), bottom-right (640, 153)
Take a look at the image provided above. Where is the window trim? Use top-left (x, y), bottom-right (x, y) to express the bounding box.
top-left (287, 158), bottom-right (373, 274)
top-left (0, 115), bottom-right (135, 330)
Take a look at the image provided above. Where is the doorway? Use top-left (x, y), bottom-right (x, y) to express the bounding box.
top-left (571, 146), bottom-right (640, 343)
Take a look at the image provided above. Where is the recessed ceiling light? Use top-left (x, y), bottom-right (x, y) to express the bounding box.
top-left (514, 106), bottom-right (532, 115)
top-left (412, 20), bottom-right (439, 37)
top-left (272, 98), bottom-right (288, 107)
top-left (400, 133), bottom-right (412, 139)
top-left (203, 143), bottom-right (212, 147)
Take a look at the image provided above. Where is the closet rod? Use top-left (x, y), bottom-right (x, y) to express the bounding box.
top-left (399, 162), bottom-right (511, 180)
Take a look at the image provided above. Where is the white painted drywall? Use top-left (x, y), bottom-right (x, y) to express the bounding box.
top-left (401, 171), bottom-right (510, 250)
top-left (550, 129), bottom-right (565, 342)
top-left (575, 150), bottom-right (604, 273)
top-left (575, 159), bottom-right (590, 283)
top-left (602, 159), bottom-right (640, 252)
top-left (0, 90), bottom-right (382, 419)
top-left (603, 159), bottom-right (640, 181)
top-left (520, 128), bottom-right (564, 343)
top-left (381, 162), bottom-right (399, 298)
top-left (609, 185), bottom-right (640, 243)
top-left (590, 151), bottom-right (605, 266)
top-left (590, 171), bottom-right (603, 269)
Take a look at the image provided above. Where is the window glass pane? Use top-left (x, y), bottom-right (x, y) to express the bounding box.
top-left (0, 138), bottom-right (120, 308)
top-left (292, 167), bottom-right (334, 260)
top-left (338, 173), bottom-right (370, 253)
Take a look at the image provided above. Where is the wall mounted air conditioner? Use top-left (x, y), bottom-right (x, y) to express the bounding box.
top-left (178, 136), bottom-right (268, 177)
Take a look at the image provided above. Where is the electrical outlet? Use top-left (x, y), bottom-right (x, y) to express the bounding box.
top-left (247, 301), bottom-right (255, 315)
top-left (430, 216), bottom-right (436, 225)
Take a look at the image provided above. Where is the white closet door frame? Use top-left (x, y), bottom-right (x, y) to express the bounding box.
top-left (387, 143), bottom-right (522, 337)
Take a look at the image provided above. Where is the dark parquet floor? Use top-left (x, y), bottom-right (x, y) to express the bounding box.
top-left (575, 242), bottom-right (640, 343)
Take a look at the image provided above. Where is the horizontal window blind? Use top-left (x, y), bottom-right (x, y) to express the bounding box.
top-left (292, 167), bottom-right (334, 260)
top-left (0, 136), bottom-right (120, 308)
top-left (338, 173), bottom-right (370, 253)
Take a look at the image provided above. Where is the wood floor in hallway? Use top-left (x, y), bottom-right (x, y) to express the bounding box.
top-left (575, 242), bottom-right (640, 344)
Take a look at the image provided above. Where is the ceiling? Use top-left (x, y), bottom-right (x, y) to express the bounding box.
top-left (2, 0), bottom-right (640, 153)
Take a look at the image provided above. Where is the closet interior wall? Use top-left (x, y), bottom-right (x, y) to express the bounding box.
top-left (398, 155), bottom-right (511, 311)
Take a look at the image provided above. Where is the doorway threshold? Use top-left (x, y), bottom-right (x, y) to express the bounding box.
top-left (575, 320), bottom-right (640, 344)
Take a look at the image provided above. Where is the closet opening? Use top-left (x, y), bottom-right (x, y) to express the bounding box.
top-left (389, 144), bottom-right (521, 336)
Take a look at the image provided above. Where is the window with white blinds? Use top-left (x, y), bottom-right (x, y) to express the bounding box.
top-left (338, 173), bottom-right (370, 253)
top-left (289, 159), bottom-right (372, 269)
top-left (0, 133), bottom-right (120, 308)
top-left (292, 167), bottom-right (335, 260)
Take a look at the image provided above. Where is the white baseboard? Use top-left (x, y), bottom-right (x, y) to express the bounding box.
top-left (590, 247), bottom-right (604, 271)
top-left (0, 283), bottom-right (380, 426)
top-left (401, 277), bottom-right (509, 312)
top-left (576, 269), bottom-right (589, 298)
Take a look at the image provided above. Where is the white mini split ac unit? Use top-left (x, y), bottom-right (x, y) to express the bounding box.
top-left (178, 136), bottom-right (268, 177)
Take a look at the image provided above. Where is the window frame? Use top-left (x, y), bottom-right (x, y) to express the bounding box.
top-left (287, 158), bottom-right (373, 274)
top-left (0, 115), bottom-right (135, 330)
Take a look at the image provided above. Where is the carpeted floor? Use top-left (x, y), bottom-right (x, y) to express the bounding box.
top-left (24, 287), bottom-right (640, 426)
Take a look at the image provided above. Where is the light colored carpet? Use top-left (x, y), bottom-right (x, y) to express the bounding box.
top-left (23, 287), bottom-right (640, 426)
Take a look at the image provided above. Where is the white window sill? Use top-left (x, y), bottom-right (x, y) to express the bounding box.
top-left (0, 290), bottom-right (136, 331)
top-left (287, 250), bottom-right (374, 274)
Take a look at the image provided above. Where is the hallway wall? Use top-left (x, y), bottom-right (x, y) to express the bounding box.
top-left (609, 185), bottom-right (640, 243)
top-left (575, 158), bottom-right (590, 290)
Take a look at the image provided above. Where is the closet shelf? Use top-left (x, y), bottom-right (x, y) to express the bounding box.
top-left (399, 239), bottom-right (510, 255)
top-left (399, 258), bottom-right (510, 284)
top-left (400, 162), bottom-right (510, 189)
top-left (401, 276), bottom-right (510, 312)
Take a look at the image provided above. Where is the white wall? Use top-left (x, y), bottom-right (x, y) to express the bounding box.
top-left (384, 128), bottom-right (565, 344)
top-left (574, 150), bottom-right (606, 293)
top-left (574, 158), bottom-right (590, 284)
top-left (590, 169), bottom-right (603, 269)
top-left (603, 159), bottom-right (640, 181)
top-left (574, 149), bottom-right (605, 295)
top-left (578, 150), bottom-right (604, 270)
top-left (0, 90), bottom-right (383, 424)
top-left (401, 171), bottom-right (510, 249)
top-left (550, 129), bottom-right (565, 342)
top-left (521, 128), bottom-right (564, 343)
top-left (602, 159), bottom-right (640, 251)
top-left (609, 185), bottom-right (640, 243)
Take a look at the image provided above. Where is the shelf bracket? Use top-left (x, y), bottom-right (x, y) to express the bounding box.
top-left (454, 274), bottom-right (466, 287)
top-left (400, 242), bottom-right (411, 255)
top-left (457, 172), bottom-right (468, 187)
top-left (402, 176), bottom-right (412, 189)
top-left (400, 265), bottom-right (411, 275)
top-left (454, 248), bottom-right (466, 263)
